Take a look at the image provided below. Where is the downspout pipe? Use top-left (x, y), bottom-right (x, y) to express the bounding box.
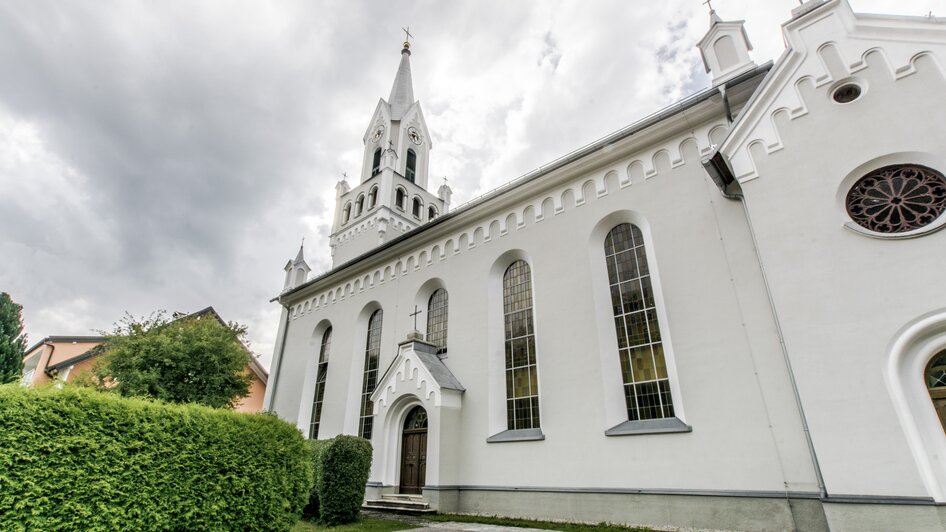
top-left (703, 153), bottom-right (829, 500)
top-left (263, 302), bottom-right (291, 413)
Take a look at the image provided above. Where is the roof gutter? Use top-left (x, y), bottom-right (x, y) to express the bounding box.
top-left (262, 302), bottom-right (291, 413)
top-left (710, 172), bottom-right (829, 500)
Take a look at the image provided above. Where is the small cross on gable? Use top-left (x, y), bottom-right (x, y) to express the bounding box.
top-left (409, 305), bottom-right (422, 331)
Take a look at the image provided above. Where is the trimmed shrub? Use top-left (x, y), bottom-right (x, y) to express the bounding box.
top-left (318, 435), bottom-right (373, 525)
top-left (0, 385), bottom-right (313, 531)
top-left (302, 439), bottom-right (330, 519)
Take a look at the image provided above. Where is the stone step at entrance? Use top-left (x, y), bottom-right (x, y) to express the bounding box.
top-left (363, 493), bottom-right (436, 514)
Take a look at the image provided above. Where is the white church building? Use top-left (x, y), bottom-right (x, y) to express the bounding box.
top-left (264, 1), bottom-right (946, 530)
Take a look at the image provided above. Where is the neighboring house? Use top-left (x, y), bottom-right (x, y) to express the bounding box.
top-left (266, 2), bottom-right (946, 531)
top-left (21, 307), bottom-right (268, 413)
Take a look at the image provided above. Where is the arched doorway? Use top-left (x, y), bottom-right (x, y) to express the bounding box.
top-left (399, 406), bottom-right (428, 494)
top-left (926, 350), bottom-right (946, 431)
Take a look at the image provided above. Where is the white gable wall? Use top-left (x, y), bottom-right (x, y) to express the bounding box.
top-left (720, 0), bottom-right (946, 503)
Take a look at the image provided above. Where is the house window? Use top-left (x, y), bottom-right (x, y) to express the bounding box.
top-left (605, 223), bottom-right (674, 421)
top-left (342, 203), bottom-right (351, 224)
top-left (427, 289), bottom-right (448, 355)
top-left (368, 186), bottom-right (378, 209)
top-left (412, 197), bottom-right (422, 218)
top-left (309, 327), bottom-right (332, 439)
top-left (359, 309), bottom-right (383, 440)
top-left (355, 194), bottom-right (364, 217)
top-left (406, 149), bottom-right (417, 183)
top-left (428, 206), bottom-right (438, 220)
top-left (503, 260), bottom-right (540, 430)
top-left (372, 148), bottom-right (382, 176)
top-left (926, 350), bottom-right (946, 432)
top-left (396, 188), bottom-right (406, 210)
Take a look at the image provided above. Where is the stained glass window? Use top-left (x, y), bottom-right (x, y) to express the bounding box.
top-left (605, 224), bottom-right (674, 421)
top-left (309, 327), bottom-right (332, 439)
top-left (359, 310), bottom-right (383, 440)
top-left (503, 260), bottom-right (541, 430)
top-left (427, 289), bottom-right (448, 355)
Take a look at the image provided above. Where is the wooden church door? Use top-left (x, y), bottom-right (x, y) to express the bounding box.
top-left (399, 406), bottom-right (428, 494)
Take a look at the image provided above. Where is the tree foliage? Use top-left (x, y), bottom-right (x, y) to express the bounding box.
top-left (0, 292), bottom-right (26, 384)
top-left (93, 311), bottom-right (253, 408)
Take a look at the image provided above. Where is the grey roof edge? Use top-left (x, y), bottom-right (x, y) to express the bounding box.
top-left (275, 62), bottom-right (774, 304)
top-left (45, 345), bottom-right (106, 373)
top-left (24, 335), bottom-right (106, 356)
top-left (415, 351), bottom-right (464, 391)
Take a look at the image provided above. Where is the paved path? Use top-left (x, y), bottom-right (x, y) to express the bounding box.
top-left (401, 524), bottom-right (552, 532)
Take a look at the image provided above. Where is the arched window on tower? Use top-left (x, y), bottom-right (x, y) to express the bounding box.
top-left (372, 148), bottom-right (382, 176)
top-left (427, 289), bottom-right (448, 355)
top-left (309, 327), bottom-right (332, 439)
top-left (412, 197), bottom-right (422, 219)
top-left (604, 223), bottom-right (674, 422)
top-left (359, 309), bottom-right (383, 440)
top-left (368, 186), bottom-right (378, 210)
top-left (503, 260), bottom-right (541, 430)
top-left (395, 188), bottom-right (406, 210)
top-left (406, 149), bottom-right (417, 183)
top-left (428, 206), bottom-right (438, 220)
top-left (342, 203), bottom-right (351, 224)
top-left (925, 350), bottom-right (946, 432)
top-left (355, 194), bottom-right (365, 217)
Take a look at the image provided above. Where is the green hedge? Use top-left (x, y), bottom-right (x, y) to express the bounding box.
top-left (0, 385), bottom-right (313, 531)
top-left (316, 435), bottom-right (373, 525)
top-left (302, 439), bottom-right (329, 519)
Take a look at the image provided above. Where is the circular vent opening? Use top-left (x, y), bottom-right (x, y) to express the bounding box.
top-left (832, 83), bottom-right (862, 104)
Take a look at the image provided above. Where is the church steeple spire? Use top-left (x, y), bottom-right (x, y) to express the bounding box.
top-left (389, 29), bottom-right (415, 120)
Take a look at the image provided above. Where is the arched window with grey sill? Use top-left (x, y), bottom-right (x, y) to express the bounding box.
top-left (359, 309), bottom-right (383, 440)
top-left (502, 260), bottom-right (541, 431)
top-left (426, 288), bottom-right (448, 355)
top-left (309, 326), bottom-right (332, 439)
top-left (371, 148), bottom-right (382, 176)
top-left (604, 223), bottom-right (680, 430)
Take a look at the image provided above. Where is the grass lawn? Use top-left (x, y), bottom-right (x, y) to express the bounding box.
top-left (426, 513), bottom-right (655, 531)
top-left (291, 517), bottom-right (414, 532)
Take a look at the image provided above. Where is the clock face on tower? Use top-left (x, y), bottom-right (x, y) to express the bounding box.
top-left (371, 124), bottom-right (385, 142)
top-left (407, 126), bottom-right (423, 145)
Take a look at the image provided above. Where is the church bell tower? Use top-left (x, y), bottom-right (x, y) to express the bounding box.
top-left (328, 34), bottom-right (452, 267)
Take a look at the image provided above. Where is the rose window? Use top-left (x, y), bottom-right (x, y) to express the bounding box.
top-left (845, 164), bottom-right (946, 233)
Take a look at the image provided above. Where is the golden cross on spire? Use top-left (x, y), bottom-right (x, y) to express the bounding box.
top-left (402, 26), bottom-right (414, 49)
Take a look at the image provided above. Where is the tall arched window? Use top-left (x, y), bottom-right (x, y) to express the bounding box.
top-left (406, 149), bottom-right (417, 183)
top-left (503, 261), bottom-right (540, 430)
top-left (427, 289), bottom-right (448, 355)
top-left (355, 194), bottom-right (365, 217)
top-left (428, 206), bottom-right (438, 220)
top-left (368, 186), bottom-right (378, 209)
top-left (412, 197), bottom-right (422, 218)
top-left (342, 203), bottom-right (351, 224)
top-left (372, 148), bottom-right (382, 176)
top-left (395, 188), bottom-right (406, 210)
top-left (359, 310), bottom-right (383, 440)
top-left (309, 327), bottom-right (332, 439)
top-left (605, 223), bottom-right (674, 421)
top-left (926, 350), bottom-right (946, 432)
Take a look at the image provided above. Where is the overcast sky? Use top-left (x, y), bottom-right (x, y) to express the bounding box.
top-left (0, 0), bottom-right (937, 368)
